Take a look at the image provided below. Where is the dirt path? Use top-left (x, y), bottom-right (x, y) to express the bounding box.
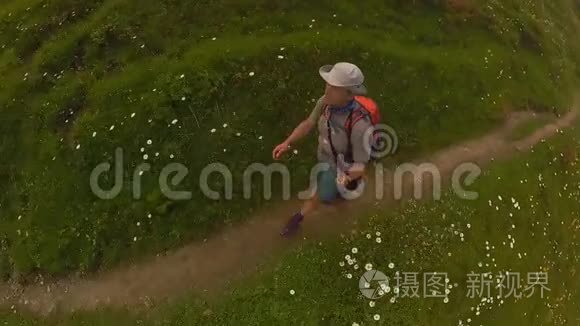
top-left (0, 106), bottom-right (578, 316)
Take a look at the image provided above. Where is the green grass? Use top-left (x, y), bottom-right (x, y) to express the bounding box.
top-left (3, 86), bottom-right (580, 326)
top-left (0, 0), bottom-right (579, 279)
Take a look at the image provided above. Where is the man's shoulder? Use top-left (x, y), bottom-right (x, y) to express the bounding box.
top-left (307, 95), bottom-right (327, 123)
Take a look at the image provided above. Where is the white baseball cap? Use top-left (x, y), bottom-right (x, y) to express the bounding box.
top-left (319, 62), bottom-right (367, 95)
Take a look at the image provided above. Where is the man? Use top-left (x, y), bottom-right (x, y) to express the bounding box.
top-left (273, 62), bottom-right (374, 237)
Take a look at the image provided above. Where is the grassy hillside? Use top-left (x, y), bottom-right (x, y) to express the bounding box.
top-left (4, 83), bottom-right (580, 326)
top-left (0, 0), bottom-right (579, 279)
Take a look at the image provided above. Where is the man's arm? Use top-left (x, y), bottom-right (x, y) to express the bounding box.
top-left (281, 119), bottom-right (315, 147)
top-left (273, 96), bottom-right (325, 160)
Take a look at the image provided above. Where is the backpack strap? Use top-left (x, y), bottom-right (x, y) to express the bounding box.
top-left (345, 107), bottom-right (371, 163)
top-left (326, 105), bottom-right (355, 163)
top-left (326, 105), bottom-right (369, 164)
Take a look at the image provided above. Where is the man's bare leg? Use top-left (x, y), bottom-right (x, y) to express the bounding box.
top-left (300, 195), bottom-right (320, 217)
top-left (281, 193), bottom-right (321, 237)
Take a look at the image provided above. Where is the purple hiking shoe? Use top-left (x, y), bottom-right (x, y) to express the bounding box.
top-left (281, 213), bottom-right (304, 237)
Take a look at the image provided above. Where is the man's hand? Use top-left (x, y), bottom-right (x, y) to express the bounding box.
top-left (272, 120), bottom-right (314, 160)
top-left (336, 173), bottom-right (351, 186)
top-left (272, 142), bottom-right (291, 160)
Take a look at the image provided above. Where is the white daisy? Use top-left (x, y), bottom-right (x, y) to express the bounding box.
top-left (289, 289), bottom-right (295, 295)
top-left (351, 247), bottom-right (358, 254)
top-left (210, 128), bottom-right (216, 133)
top-left (92, 132), bottom-right (97, 137)
top-left (365, 263), bottom-right (373, 271)
top-left (147, 139), bottom-right (152, 145)
top-left (171, 119), bottom-right (178, 125)
top-left (143, 154), bottom-right (148, 160)
top-left (249, 72), bottom-right (255, 77)
top-left (374, 314), bottom-right (380, 321)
